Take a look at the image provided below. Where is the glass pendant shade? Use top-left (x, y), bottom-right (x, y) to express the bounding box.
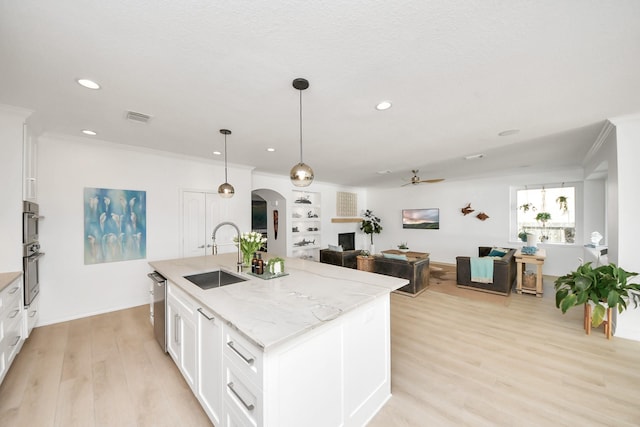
top-left (218, 129), bottom-right (234, 198)
top-left (218, 182), bottom-right (235, 198)
top-left (290, 162), bottom-right (314, 187)
top-left (290, 78), bottom-right (314, 187)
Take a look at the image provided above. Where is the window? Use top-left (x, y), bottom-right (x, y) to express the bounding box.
top-left (515, 185), bottom-right (576, 244)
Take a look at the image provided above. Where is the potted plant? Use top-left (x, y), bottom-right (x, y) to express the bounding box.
top-left (519, 203), bottom-right (536, 213)
top-left (397, 242), bottom-right (409, 252)
top-left (266, 256), bottom-right (285, 275)
top-left (359, 209), bottom-right (382, 251)
top-left (535, 212), bottom-right (551, 241)
top-left (556, 195), bottom-right (569, 214)
top-left (554, 262), bottom-right (640, 330)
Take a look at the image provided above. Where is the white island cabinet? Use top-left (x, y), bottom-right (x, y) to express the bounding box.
top-left (166, 282), bottom-right (198, 393)
top-left (150, 253), bottom-right (407, 427)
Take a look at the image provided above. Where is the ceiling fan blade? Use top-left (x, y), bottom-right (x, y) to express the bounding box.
top-left (420, 178), bottom-right (445, 183)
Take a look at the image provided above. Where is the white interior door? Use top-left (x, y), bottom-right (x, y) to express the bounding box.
top-left (182, 191), bottom-right (218, 257)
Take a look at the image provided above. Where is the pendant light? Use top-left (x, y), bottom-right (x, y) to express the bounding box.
top-left (217, 129), bottom-right (235, 198)
top-left (290, 78), bottom-right (314, 187)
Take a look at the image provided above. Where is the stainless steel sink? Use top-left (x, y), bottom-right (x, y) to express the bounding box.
top-left (183, 270), bottom-right (248, 290)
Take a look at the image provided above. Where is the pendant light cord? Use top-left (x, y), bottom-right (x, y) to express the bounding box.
top-left (299, 88), bottom-right (304, 164)
top-left (224, 133), bottom-right (228, 182)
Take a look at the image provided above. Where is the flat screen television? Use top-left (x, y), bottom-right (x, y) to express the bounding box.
top-left (338, 232), bottom-right (355, 251)
top-left (402, 208), bottom-right (439, 230)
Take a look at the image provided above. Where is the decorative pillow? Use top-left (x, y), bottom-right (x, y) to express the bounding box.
top-left (382, 253), bottom-right (408, 261)
top-left (328, 244), bottom-right (343, 252)
top-left (488, 247), bottom-right (508, 257)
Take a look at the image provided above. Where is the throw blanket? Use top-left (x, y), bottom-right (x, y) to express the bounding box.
top-left (470, 256), bottom-right (498, 283)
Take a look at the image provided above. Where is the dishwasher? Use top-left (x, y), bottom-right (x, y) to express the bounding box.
top-left (148, 271), bottom-right (167, 352)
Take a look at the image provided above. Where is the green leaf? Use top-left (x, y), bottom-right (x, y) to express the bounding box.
top-left (555, 289), bottom-right (568, 308)
top-left (606, 290), bottom-right (619, 308)
top-left (560, 294), bottom-right (577, 314)
top-left (591, 304), bottom-right (606, 327)
top-left (574, 276), bottom-right (591, 292)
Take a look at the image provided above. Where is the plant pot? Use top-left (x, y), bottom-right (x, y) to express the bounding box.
top-left (357, 255), bottom-right (375, 272)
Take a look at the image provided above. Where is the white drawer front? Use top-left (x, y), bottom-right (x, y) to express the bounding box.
top-left (3, 313), bottom-right (23, 365)
top-left (0, 282), bottom-right (22, 324)
top-left (224, 364), bottom-right (262, 427)
top-left (223, 327), bottom-right (263, 389)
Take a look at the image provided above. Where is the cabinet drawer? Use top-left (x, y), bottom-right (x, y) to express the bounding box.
top-left (223, 326), bottom-right (263, 389)
top-left (224, 364), bottom-right (263, 427)
top-left (25, 294), bottom-right (40, 338)
top-left (0, 281), bottom-right (22, 323)
top-left (1, 312), bottom-right (23, 366)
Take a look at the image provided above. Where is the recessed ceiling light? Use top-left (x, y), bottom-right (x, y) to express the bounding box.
top-left (498, 129), bottom-right (520, 136)
top-left (81, 129), bottom-right (97, 136)
top-left (76, 78), bottom-right (101, 90)
top-left (464, 153), bottom-right (485, 160)
top-left (377, 169), bottom-right (392, 174)
top-left (213, 151), bottom-right (222, 156)
top-left (375, 101), bottom-right (392, 111)
top-left (266, 148), bottom-right (276, 152)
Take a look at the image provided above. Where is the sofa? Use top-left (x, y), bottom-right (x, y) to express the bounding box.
top-left (456, 246), bottom-right (516, 295)
top-left (319, 249), bottom-right (360, 269)
top-left (374, 254), bottom-right (430, 296)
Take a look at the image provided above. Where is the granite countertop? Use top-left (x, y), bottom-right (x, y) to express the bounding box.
top-left (149, 253), bottom-right (407, 351)
top-left (0, 271), bottom-right (22, 293)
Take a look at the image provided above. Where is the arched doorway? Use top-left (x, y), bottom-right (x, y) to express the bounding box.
top-left (251, 189), bottom-right (287, 257)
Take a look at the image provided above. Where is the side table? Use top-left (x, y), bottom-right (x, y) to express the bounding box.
top-left (515, 248), bottom-right (546, 297)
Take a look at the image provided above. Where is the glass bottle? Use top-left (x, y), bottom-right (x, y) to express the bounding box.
top-left (256, 253), bottom-right (264, 275)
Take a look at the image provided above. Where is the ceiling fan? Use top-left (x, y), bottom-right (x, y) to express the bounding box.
top-left (401, 169), bottom-right (444, 186)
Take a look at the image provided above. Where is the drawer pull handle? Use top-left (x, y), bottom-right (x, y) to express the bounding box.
top-left (10, 335), bottom-right (21, 347)
top-left (227, 341), bottom-right (254, 365)
top-left (9, 286), bottom-right (19, 295)
top-left (197, 307), bottom-right (214, 321)
top-left (9, 309), bottom-right (20, 319)
top-left (227, 382), bottom-right (255, 411)
top-left (30, 310), bottom-right (38, 318)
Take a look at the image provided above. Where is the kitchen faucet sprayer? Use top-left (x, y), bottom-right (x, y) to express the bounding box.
top-left (212, 221), bottom-right (243, 273)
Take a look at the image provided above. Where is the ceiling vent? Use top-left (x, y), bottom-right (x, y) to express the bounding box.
top-left (125, 110), bottom-right (152, 123)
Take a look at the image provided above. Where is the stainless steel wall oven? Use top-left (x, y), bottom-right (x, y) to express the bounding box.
top-left (22, 201), bottom-right (43, 306)
top-left (23, 201), bottom-right (40, 244)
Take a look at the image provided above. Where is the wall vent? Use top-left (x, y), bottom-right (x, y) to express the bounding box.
top-left (125, 110), bottom-right (152, 123)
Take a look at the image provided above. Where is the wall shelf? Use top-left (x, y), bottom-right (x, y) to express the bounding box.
top-left (331, 218), bottom-right (362, 223)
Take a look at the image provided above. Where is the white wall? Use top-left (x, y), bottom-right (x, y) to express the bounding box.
top-left (37, 134), bottom-right (252, 325)
top-left (252, 173), bottom-right (368, 256)
top-left (366, 170), bottom-right (585, 276)
top-left (608, 113), bottom-right (640, 340)
top-left (0, 106), bottom-right (31, 272)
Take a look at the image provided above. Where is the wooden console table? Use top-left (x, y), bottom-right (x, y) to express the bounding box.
top-left (515, 248), bottom-right (546, 297)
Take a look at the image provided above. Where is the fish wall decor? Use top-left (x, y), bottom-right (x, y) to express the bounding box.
top-left (461, 203), bottom-right (475, 216)
top-left (476, 212), bottom-right (489, 221)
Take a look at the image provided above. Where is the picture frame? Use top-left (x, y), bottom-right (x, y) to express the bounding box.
top-left (402, 208), bottom-right (439, 230)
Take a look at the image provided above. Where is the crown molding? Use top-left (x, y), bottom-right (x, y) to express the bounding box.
top-left (583, 120), bottom-right (615, 165)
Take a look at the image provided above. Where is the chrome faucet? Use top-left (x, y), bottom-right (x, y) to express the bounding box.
top-left (212, 221), bottom-right (243, 273)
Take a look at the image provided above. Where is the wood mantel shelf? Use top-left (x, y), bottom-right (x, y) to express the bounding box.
top-left (331, 218), bottom-right (362, 223)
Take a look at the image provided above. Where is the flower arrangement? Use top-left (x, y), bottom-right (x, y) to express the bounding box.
top-left (233, 231), bottom-right (267, 266)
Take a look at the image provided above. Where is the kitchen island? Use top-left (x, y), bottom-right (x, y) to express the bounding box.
top-left (150, 253), bottom-right (407, 427)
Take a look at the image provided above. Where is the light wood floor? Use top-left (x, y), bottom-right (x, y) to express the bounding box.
top-left (2, 276), bottom-right (640, 426)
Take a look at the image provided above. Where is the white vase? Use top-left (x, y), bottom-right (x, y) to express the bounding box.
top-left (369, 243), bottom-right (376, 255)
top-left (526, 234), bottom-right (537, 246)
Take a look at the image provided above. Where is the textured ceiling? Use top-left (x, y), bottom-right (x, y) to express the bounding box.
top-left (1, 1), bottom-right (639, 187)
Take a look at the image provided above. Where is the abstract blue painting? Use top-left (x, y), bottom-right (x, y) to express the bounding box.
top-left (84, 187), bottom-right (147, 264)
